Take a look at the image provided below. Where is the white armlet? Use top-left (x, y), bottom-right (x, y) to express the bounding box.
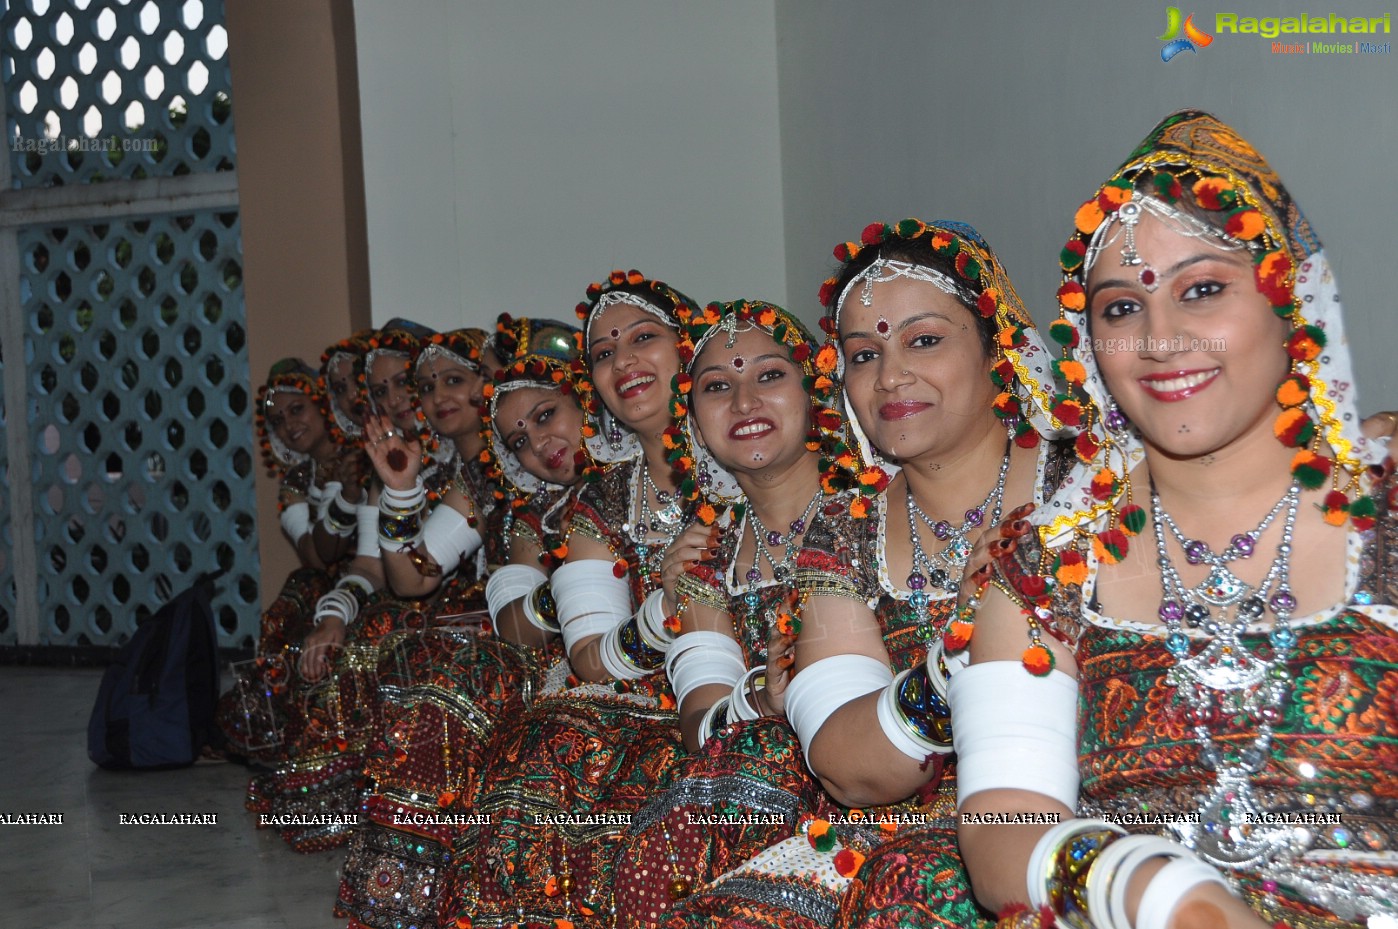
top-left (355, 505), bottom-right (381, 558)
top-left (279, 501), bottom-right (311, 545)
top-left (784, 654), bottom-right (893, 772)
top-left (551, 560), bottom-right (632, 659)
top-left (949, 661), bottom-right (1080, 811)
top-left (486, 564), bottom-right (549, 621)
top-left (666, 631), bottom-right (745, 708)
top-left (315, 481), bottom-right (341, 521)
top-left (421, 505), bottom-right (482, 576)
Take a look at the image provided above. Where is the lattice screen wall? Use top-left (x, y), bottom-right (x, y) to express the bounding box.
top-left (2, 0), bottom-right (259, 649)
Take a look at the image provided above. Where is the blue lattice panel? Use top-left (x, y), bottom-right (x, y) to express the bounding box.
top-left (18, 209), bottom-right (260, 647)
top-left (0, 349), bottom-right (13, 643)
top-left (3, 0), bottom-right (235, 188)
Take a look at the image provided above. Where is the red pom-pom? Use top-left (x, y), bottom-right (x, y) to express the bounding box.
top-left (860, 222), bottom-right (886, 246)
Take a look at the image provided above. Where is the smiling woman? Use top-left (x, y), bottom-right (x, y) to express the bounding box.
top-left (444, 272), bottom-right (702, 929)
top-left (954, 110), bottom-right (1398, 929)
top-left (611, 300), bottom-right (859, 928)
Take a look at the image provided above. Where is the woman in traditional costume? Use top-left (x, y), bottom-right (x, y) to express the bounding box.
top-left (955, 111), bottom-right (1398, 929)
top-left (447, 272), bottom-right (706, 929)
top-left (611, 298), bottom-right (857, 927)
top-left (250, 321), bottom-right (482, 854)
top-left (338, 318), bottom-right (587, 929)
top-left (216, 358), bottom-right (349, 758)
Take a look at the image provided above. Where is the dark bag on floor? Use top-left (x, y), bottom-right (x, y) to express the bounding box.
top-left (87, 570), bottom-right (226, 769)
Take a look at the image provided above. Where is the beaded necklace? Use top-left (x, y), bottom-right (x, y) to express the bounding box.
top-left (1150, 479), bottom-right (1302, 869)
top-left (623, 458), bottom-right (684, 581)
top-left (904, 441), bottom-right (1011, 615)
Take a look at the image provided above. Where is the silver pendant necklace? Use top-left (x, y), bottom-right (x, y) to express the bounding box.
top-left (1150, 479), bottom-right (1304, 869)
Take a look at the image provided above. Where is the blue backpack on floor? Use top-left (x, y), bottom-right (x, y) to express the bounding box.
top-left (87, 570), bottom-right (225, 769)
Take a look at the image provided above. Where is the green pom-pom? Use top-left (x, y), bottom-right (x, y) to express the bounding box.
top-left (1060, 244), bottom-right (1084, 272)
top-left (1349, 495), bottom-right (1377, 519)
top-left (810, 830), bottom-right (837, 853)
top-left (1119, 504), bottom-right (1147, 536)
top-left (771, 322), bottom-right (788, 342)
top-left (1293, 461), bottom-right (1329, 490)
top-left (895, 218), bottom-right (923, 238)
top-left (1048, 320), bottom-right (1077, 346)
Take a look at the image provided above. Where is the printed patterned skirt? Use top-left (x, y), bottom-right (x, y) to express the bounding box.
top-left (617, 718), bottom-right (987, 929)
top-left (336, 628), bottom-right (559, 929)
top-left (444, 675), bottom-right (685, 929)
top-left (246, 575), bottom-right (484, 854)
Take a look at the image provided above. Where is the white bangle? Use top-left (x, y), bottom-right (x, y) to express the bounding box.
top-left (784, 654), bottom-right (893, 771)
top-left (666, 632), bottom-right (745, 708)
top-left (306, 481), bottom-right (330, 509)
top-left (636, 588), bottom-right (673, 651)
top-left (1025, 818), bottom-right (1126, 909)
top-left (598, 623), bottom-right (650, 681)
top-left (1136, 855), bottom-right (1231, 929)
top-left (354, 504), bottom-right (381, 558)
top-left (279, 501), bottom-right (311, 545)
top-left (485, 564), bottom-right (549, 621)
top-left (321, 483), bottom-right (358, 536)
top-left (379, 477), bottom-right (426, 511)
top-left (421, 505), bottom-right (482, 576)
top-left (950, 661), bottom-right (1080, 812)
top-left (1097, 835), bottom-right (1188, 929)
top-left (337, 574), bottom-right (375, 598)
top-left (730, 665), bottom-right (766, 721)
top-left (313, 587), bottom-right (360, 628)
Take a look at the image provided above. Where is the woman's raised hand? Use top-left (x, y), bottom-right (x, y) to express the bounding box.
top-left (363, 411), bottom-right (422, 492)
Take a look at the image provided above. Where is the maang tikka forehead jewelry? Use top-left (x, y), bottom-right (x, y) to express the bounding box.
top-left (836, 258), bottom-right (969, 318)
top-left (1088, 194), bottom-right (1257, 293)
top-left (1116, 200), bottom-right (1161, 293)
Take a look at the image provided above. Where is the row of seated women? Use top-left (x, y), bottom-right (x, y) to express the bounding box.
top-left (219, 111), bottom-right (1398, 929)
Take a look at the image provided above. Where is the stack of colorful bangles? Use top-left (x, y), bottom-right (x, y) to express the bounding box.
top-left (378, 479), bottom-right (427, 551)
top-left (598, 589), bottom-right (671, 679)
top-left (524, 582), bottom-right (560, 633)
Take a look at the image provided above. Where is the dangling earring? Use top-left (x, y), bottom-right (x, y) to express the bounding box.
top-left (607, 417), bottom-right (624, 452)
top-left (697, 458), bottom-right (713, 488)
top-left (1104, 400), bottom-right (1129, 433)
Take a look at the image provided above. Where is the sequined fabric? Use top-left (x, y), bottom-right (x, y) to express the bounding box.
top-left (613, 514), bottom-right (817, 928)
top-left (648, 494), bottom-right (985, 928)
top-left (442, 457), bottom-right (685, 929)
top-left (249, 571), bottom-right (486, 854)
top-left (216, 566), bottom-right (330, 760)
top-left (999, 479), bottom-right (1398, 927)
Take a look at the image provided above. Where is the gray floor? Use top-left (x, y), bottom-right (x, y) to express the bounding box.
top-left (1, 666), bottom-right (344, 929)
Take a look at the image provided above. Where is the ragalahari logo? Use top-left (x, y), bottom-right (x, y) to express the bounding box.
top-left (1160, 7), bottom-right (1215, 60)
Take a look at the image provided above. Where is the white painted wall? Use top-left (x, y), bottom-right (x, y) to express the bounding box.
top-left (774, 0), bottom-right (1398, 405)
top-left (354, 0), bottom-right (786, 330)
top-left (355, 0), bottom-right (1396, 404)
